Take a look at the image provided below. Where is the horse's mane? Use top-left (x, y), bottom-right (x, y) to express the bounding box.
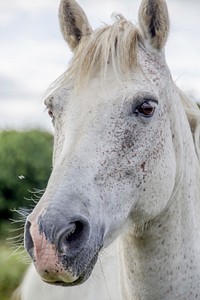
top-left (178, 87), bottom-right (200, 163)
top-left (47, 15), bottom-right (141, 93)
top-left (70, 15), bottom-right (141, 87)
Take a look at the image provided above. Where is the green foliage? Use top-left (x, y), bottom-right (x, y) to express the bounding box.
top-left (0, 130), bottom-right (53, 299)
top-left (0, 241), bottom-right (28, 300)
top-left (0, 130), bottom-right (53, 220)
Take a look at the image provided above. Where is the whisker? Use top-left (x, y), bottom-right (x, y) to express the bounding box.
top-left (8, 203), bottom-right (34, 261)
top-left (99, 256), bottom-right (113, 300)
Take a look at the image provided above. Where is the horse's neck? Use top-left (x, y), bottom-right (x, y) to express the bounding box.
top-left (118, 157), bottom-right (200, 300)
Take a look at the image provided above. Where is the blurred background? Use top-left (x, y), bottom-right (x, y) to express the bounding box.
top-left (0, 0), bottom-right (200, 299)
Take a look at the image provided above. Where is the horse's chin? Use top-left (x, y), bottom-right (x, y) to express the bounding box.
top-left (42, 251), bottom-right (99, 287)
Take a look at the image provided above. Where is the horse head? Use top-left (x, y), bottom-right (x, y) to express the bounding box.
top-left (25, 0), bottom-right (184, 287)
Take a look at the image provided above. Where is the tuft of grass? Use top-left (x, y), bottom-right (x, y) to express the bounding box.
top-left (0, 240), bottom-right (28, 300)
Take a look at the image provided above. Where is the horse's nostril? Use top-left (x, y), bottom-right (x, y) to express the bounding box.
top-left (65, 221), bottom-right (84, 243)
top-left (24, 221), bottom-right (34, 259)
top-left (58, 219), bottom-right (90, 255)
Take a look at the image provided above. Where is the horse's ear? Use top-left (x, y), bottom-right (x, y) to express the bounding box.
top-left (138, 0), bottom-right (170, 50)
top-left (59, 0), bottom-right (92, 51)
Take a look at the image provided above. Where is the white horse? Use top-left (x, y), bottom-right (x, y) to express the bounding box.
top-left (21, 0), bottom-right (200, 299)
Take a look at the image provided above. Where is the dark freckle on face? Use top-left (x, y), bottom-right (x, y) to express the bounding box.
top-left (141, 162), bottom-right (146, 172)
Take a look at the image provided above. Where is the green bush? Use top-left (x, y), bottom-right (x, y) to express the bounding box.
top-left (0, 130), bottom-right (53, 221)
top-left (0, 130), bottom-right (53, 299)
top-left (0, 241), bottom-right (28, 300)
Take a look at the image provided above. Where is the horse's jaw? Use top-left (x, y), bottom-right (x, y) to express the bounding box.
top-left (118, 170), bottom-right (200, 300)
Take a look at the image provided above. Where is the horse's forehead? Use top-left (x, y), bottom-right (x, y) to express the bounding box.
top-left (52, 50), bottom-right (169, 111)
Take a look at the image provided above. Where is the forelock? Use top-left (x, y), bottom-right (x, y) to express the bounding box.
top-left (63, 14), bottom-right (142, 89)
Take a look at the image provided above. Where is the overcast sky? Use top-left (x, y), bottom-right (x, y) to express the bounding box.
top-left (0, 0), bottom-right (200, 131)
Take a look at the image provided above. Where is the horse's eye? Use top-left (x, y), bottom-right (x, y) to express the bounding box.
top-left (135, 101), bottom-right (156, 118)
